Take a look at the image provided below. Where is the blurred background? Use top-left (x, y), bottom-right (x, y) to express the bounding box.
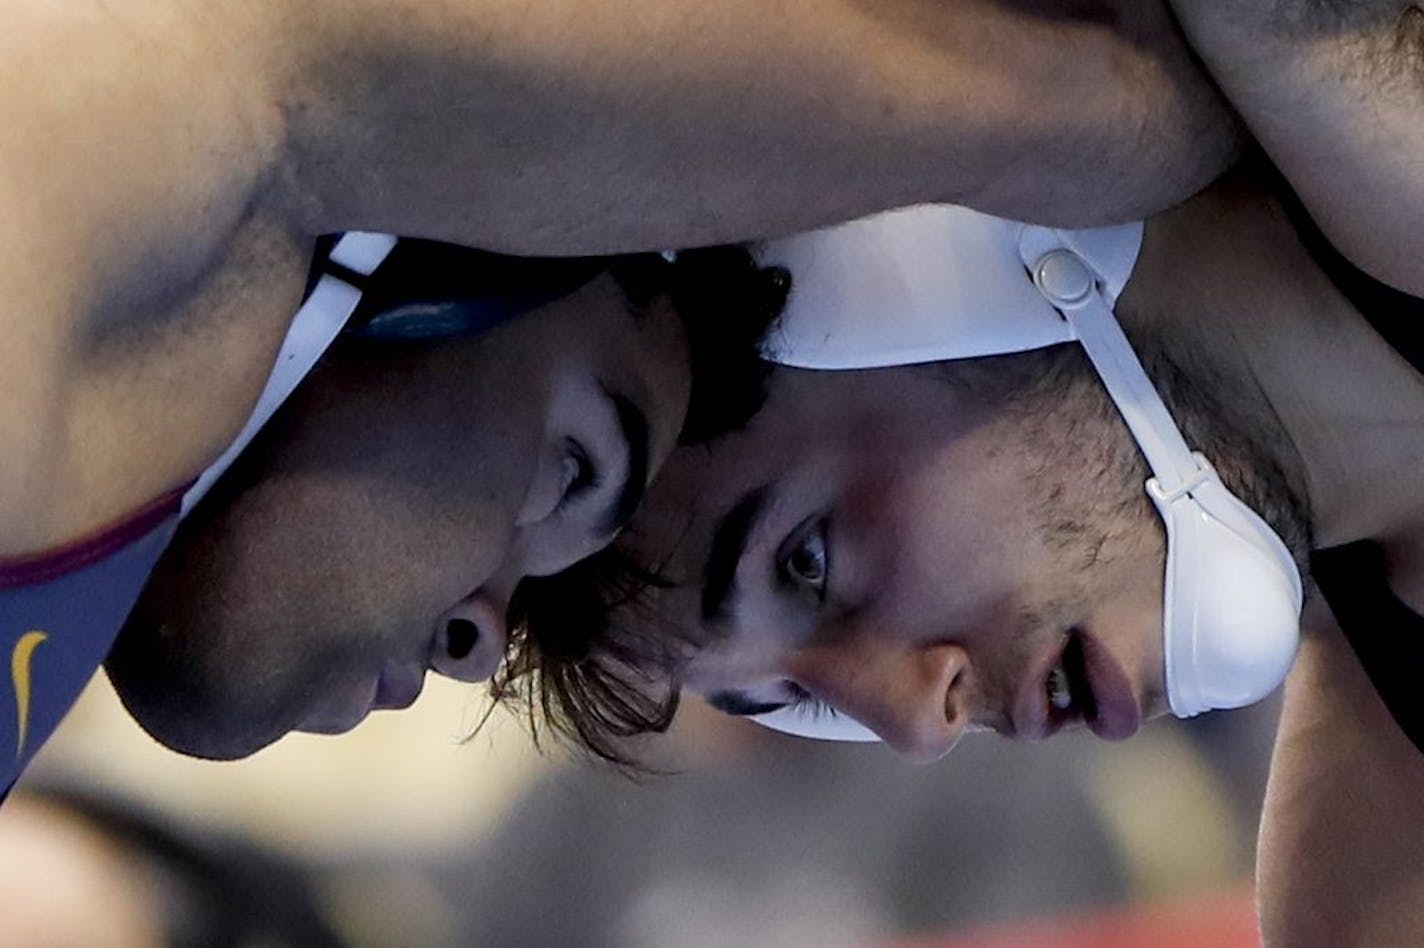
top-left (2, 672), bottom-right (1276, 947)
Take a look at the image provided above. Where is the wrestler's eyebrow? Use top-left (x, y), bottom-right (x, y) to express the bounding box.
top-left (601, 389), bottom-right (650, 537)
top-left (700, 485), bottom-right (770, 624)
top-left (706, 689), bottom-right (787, 718)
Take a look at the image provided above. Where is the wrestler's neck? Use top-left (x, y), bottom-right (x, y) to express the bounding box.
top-left (1121, 173), bottom-right (1424, 559)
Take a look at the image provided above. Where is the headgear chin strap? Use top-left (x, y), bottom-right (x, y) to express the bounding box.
top-left (184, 233), bottom-right (610, 515)
top-left (184, 232), bottom-right (401, 514)
top-left (744, 204), bottom-right (1301, 742)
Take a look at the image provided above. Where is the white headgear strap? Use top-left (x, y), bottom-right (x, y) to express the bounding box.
top-left (183, 233), bottom-right (399, 513)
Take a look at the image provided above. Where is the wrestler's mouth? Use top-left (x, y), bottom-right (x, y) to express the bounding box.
top-left (1046, 632), bottom-right (1094, 722)
top-left (1014, 631), bottom-right (1140, 741)
top-left (296, 666), bottom-right (425, 735)
top-left (373, 666), bottom-right (425, 711)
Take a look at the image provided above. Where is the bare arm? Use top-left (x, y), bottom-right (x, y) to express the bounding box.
top-left (1169, 0), bottom-right (1424, 298)
top-left (1257, 603), bottom-right (1424, 947)
top-left (2, 0), bottom-right (1235, 548)
top-left (284, 0), bottom-right (1242, 253)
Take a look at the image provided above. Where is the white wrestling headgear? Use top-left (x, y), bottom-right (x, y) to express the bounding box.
top-left (746, 205), bottom-right (1302, 741)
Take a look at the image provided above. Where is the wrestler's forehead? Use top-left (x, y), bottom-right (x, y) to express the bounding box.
top-left (625, 365), bottom-right (1000, 596)
top-left (698, 363), bottom-right (984, 454)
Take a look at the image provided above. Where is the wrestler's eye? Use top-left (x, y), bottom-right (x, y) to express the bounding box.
top-left (785, 681), bottom-right (840, 721)
top-left (556, 440), bottom-right (600, 512)
top-left (778, 519), bottom-right (829, 601)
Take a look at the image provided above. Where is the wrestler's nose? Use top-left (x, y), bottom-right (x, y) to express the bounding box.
top-left (429, 588), bottom-right (510, 683)
top-left (794, 641), bottom-right (972, 762)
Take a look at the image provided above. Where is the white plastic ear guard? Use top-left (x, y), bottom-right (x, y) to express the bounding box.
top-left (743, 205), bottom-right (1301, 740)
top-left (1020, 237), bottom-right (1302, 717)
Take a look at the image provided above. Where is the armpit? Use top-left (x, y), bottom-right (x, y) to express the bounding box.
top-left (1346, 3), bottom-right (1424, 84)
top-left (1389, 6), bottom-right (1424, 77)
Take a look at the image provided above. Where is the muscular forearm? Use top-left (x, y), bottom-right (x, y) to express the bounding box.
top-left (1258, 609), bottom-right (1424, 946)
top-left (283, 0), bottom-right (1241, 254)
top-left (1170, 0), bottom-right (1424, 297)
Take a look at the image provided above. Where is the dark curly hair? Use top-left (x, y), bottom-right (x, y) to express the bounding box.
top-left (489, 245), bottom-right (789, 769)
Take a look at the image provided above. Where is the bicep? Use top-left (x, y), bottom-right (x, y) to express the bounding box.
top-left (1258, 608), bottom-right (1424, 947)
top-left (1171, 2), bottom-right (1424, 298)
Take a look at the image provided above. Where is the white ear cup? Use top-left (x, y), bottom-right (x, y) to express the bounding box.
top-left (1022, 235), bottom-right (1303, 720)
top-left (1152, 462), bottom-right (1302, 716)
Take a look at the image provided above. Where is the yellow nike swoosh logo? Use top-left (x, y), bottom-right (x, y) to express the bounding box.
top-left (11, 631), bottom-right (48, 760)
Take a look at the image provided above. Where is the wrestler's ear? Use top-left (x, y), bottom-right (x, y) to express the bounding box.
top-left (429, 592), bottom-right (508, 683)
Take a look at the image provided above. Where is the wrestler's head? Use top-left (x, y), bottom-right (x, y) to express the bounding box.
top-left (504, 196), bottom-right (1314, 768)
top-left (107, 244), bottom-right (782, 760)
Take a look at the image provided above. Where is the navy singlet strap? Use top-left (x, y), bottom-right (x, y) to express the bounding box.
top-left (1311, 543), bottom-right (1424, 755)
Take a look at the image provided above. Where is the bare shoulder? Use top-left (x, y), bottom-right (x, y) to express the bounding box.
top-left (0, 1), bottom-right (299, 279)
top-left (1257, 600), bottom-right (1424, 947)
top-left (0, 0), bottom-right (309, 552)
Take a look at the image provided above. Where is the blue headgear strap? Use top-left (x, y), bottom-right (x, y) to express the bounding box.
top-left (342, 238), bottom-right (608, 341)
